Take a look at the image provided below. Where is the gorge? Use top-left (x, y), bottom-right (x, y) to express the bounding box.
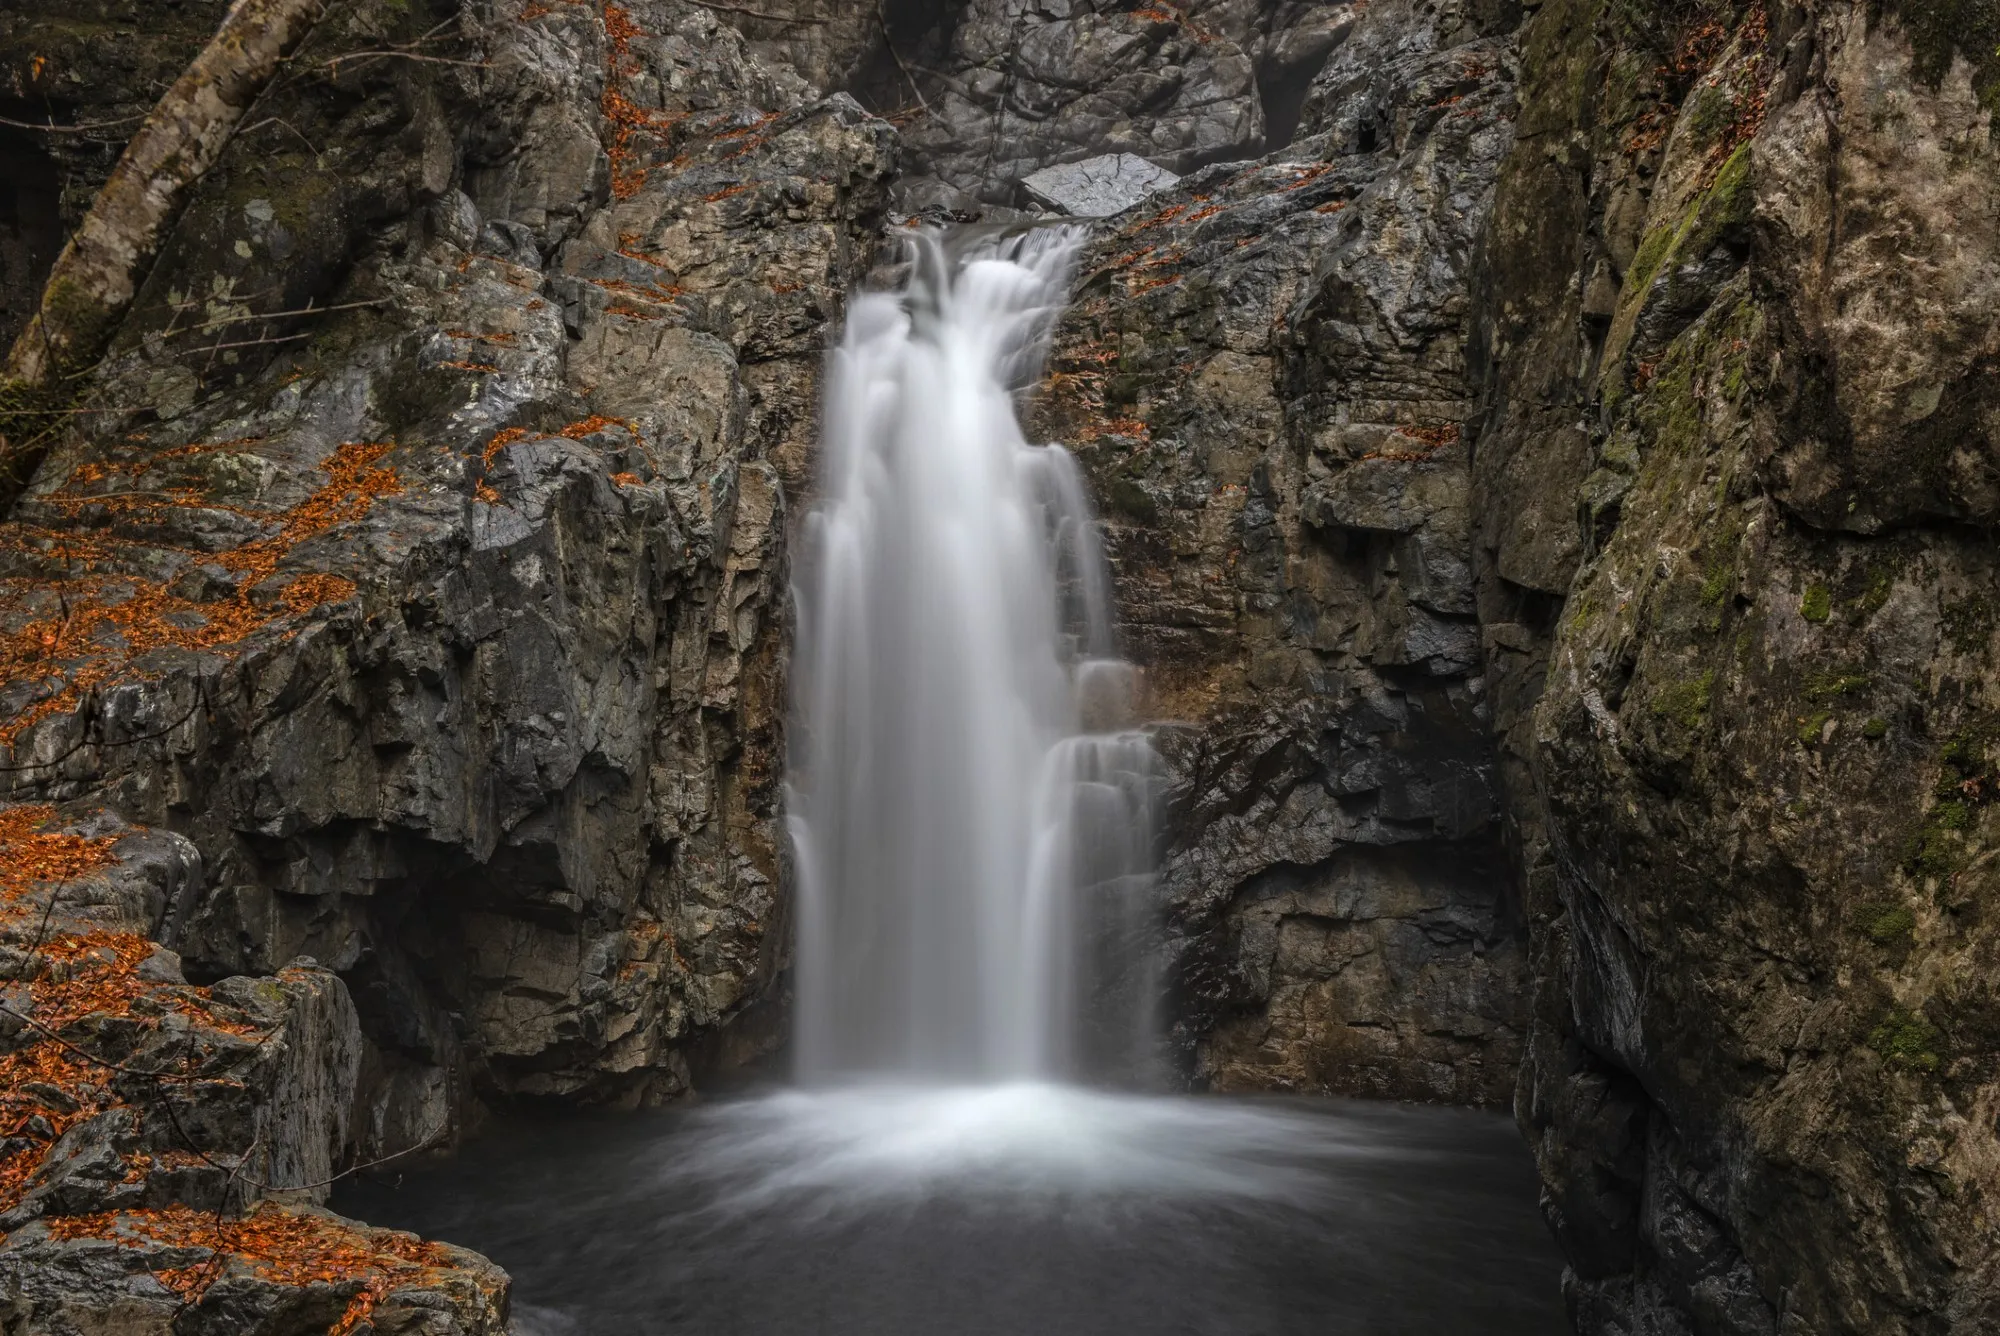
top-left (0, 0), bottom-right (1996, 1333)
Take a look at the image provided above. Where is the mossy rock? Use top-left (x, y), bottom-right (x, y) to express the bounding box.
top-left (1803, 669), bottom-right (1871, 704)
top-left (1877, 0), bottom-right (2000, 119)
top-left (1653, 669), bottom-right (1716, 732)
top-left (1799, 584), bottom-right (1832, 623)
top-left (1854, 902), bottom-right (1916, 946)
top-left (1868, 1005), bottom-right (1943, 1072)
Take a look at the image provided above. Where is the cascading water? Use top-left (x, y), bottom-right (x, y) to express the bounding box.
top-left (787, 226), bottom-right (1160, 1084)
top-left (340, 227), bottom-right (1569, 1336)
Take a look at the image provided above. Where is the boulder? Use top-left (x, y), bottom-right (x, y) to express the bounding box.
top-left (1020, 154), bottom-right (1182, 218)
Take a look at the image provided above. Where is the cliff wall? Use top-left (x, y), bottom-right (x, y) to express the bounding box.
top-left (1477, 1), bottom-right (2000, 1330)
top-left (1, 1), bottom-right (1997, 1331)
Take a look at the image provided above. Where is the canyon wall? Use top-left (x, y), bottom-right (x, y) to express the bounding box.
top-left (1478, 2), bottom-right (2000, 1331)
top-left (1029, 0), bottom-right (1531, 1107)
top-left (0, 0), bottom-right (891, 1158)
top-left (1, 0), bottom-right (1998, 1332)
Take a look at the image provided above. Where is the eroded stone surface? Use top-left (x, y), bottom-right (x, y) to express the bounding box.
top-left (0, 0), bottom-right (891, 1147)
top-left (1021, 152), bottom-right (1181, 218)
top-left (0, 804), bottom-right (505, 1336)
top-left (1034, 0), bottom-right (1527, 1107)
top-left (1475, 1), bottom-right (2000, 1330)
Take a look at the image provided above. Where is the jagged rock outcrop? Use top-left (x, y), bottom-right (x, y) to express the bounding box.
top-left (1472, 1), bottom-right (2000, 1331)
top-left (1033, 0), bottom-right (1529, 1106)
top-left (0, 803), bottom-right (508, 1335)
top-left (6, 0), bottom-right (2000, 1329)
top-left (729, 1), bottom-right (1358, 212)
top-left (0, 0), bottom-right (891, 1154)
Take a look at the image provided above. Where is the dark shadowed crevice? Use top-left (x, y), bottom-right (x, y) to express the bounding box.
top-left (1258, 48), bottom-right (1337, 151)
top-left (844, 0), bottom-right (973, 118)
top-left (0, 117), bottom-right (65, 353)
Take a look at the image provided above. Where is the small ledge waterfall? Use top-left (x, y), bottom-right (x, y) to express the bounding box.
top-left (788, 227), bottom-right (1160, 1084)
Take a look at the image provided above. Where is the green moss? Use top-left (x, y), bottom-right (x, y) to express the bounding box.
top-left (1797, 709), bottom-right (1833, 746)
top-left (1799, 584), bottom-right (1832, 623)
top-left (1655, 669), bottom-right (1716, 732)
top-left (1700, 558), bottom-right (1734, 607)
top-left (1856, 564), bottom-right (1896, 618)
top-left (1868, 1005), bottom-right (1943, 1072)
top-left (1856, 902), bottom-right (1917, 945)
top-left (1940, 595), bottom-right (1996, 654)
top-left (1627, 221), bottom-right (1681, 303)
top-left (1941, 726), bottom-right (1987, 768)
top-left (1864, 717), bottom-right (1890, 740)
top-left (1804, 669), bottom-right (1871, 704)
top-left (1904, 728), bottom-right (1994, 880)
top-left (1566, 591), bottom-right (1598, 633)
top-left (1906, 800), bottom-right (1973, 879)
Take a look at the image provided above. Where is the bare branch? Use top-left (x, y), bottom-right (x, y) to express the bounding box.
top-left (689, 0), bottom-right (828, 25)
top-left (0, 112), bottom-right (149, 135)
top-left (877, 3), bottom-right (931, 113)
top-left (0, 0), bottom-right (327, 514)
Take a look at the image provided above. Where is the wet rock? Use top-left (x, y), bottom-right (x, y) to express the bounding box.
top-left (0, 0), bottom-right (891, 1145)
top-left (898, 0), bottom-right (1265, 202)
top-left (1020, 153), bottom-right (1181, 218)
top-left (1032, 0), bottom-right (1525, 1105)
top-left (1474, 0), bottom-right (2000, 1330)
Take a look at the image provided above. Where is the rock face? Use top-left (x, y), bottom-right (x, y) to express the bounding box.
top-left (1472, 1), bottom-right (2000, 1331)
top-left (1031, 0), bottom-right (1529, 1106)
top-left (899, 0), bottom-right (1263, 200)
top-left (4, 0), bottom-right (2000, 1329)
top-left (0, 0), bottom-right (891, 1154)
top-left (1020, 152), bottom-right (1181, 218)
top-left (729, 1), bottom-right (1359, 209)
top-left (0, 804), bottom-right (509, 1335)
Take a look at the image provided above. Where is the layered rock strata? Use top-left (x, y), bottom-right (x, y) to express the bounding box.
top-left (1033, 0), bottom-right (1529, 1106)
top-left (0, 803), bottom-right (508, 1335)
top-left (0, 0), bottom-right (891, 1154)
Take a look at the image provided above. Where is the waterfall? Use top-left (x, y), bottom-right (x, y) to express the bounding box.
top-left (787, 226), bottom-right (1160, 1084)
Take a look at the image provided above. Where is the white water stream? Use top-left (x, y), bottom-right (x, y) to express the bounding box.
top-left (788, 226), bottom-right (1159, 1083)
top-left (337, 229), bottom-right (1569, 1336)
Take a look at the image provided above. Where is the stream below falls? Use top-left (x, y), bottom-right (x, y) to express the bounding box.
top-left (336, 1083), bottom-right (1565, 1335)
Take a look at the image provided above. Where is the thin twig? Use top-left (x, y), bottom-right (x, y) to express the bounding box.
top-left (0, 112), bottom-right (149, 134)
top-left (689, 0), bottom-right (827, 24)
top-left (180, 332), bottom-right (315, 357)
top-left (0, 1002), bottom-right (207, 1081)
top-left (878, 2), bottom-right (929, 113)
top-left (0, 684), bottom-right (209, 774)
top-left (321, 50), bottom-right (492, 70)
top-left (167, 299), bottom-right (389, 339)
top-left (9, 959), bottom-right (449, 1192)
top-left (151, 1070), bottom-right (451, 1193)
top-left (238, 116), bottom-right (323, 162)
top-left (2, 885), bottom-right (66, 991)
top-left (269, 1118), bottom-right (452, 1192)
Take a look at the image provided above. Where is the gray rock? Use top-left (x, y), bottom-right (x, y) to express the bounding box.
top-left (1030, 0), bottom-right (1524, 1105)
top-left (899, 0), bottom-right (1265, 203)
top-left (1020, 153), bottom-right (1182, 218)
top-left (0, 0), bottom-right (891, 1146)
top-left (1475, 2), bottom-right (2000, 1331)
